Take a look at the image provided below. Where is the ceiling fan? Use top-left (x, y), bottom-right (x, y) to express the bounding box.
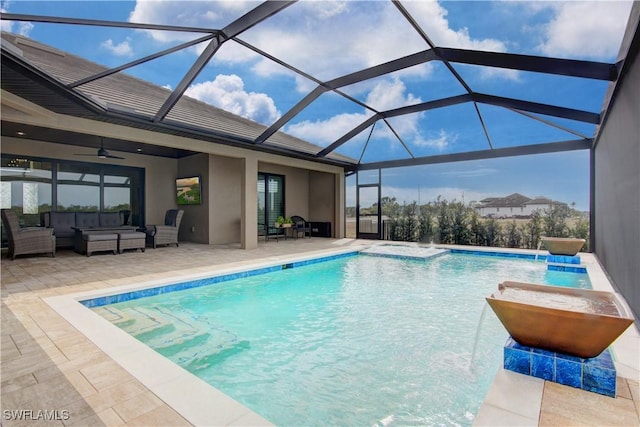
top-left (74, 137), bottom-right (124, 160)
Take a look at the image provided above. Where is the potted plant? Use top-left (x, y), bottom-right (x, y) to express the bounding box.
top-left (274, 216), bottom-right (293, 228)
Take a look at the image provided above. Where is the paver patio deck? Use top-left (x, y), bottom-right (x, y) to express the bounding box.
top-left (1, 239), bottom-right (638, 426)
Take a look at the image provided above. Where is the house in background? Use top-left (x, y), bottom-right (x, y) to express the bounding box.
top-left (476, 193), bottom-right (568, 218)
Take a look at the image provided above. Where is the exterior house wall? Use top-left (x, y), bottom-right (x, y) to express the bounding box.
top-left (478, 206), bottom-right (523, 218)
top-left (522, 203), bottom-right (551, 217)
top-left (309, 171), bottom-right (335, 236)
top-left (594, 24), bottom-right (640, 320)
top-left (209, 154), bottom-right (242, 245)
top-left (478, 203), bottom-right (555, 218)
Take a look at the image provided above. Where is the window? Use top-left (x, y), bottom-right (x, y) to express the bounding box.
top-left (0, 157), bottom-right (52, 225)
top-left (258, 173), bottom-right (284, 232)
top-left (57, 163), bottom-right (100, 211)
top-left (1, 154), bottom-right (144, 247)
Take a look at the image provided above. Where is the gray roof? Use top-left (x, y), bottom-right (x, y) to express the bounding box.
top-left (479, 193), bottom-right (531, 208)
top-left (1, 32), bottom-right (356, 165)
top-left (478, 193), bottom-right (568, 208)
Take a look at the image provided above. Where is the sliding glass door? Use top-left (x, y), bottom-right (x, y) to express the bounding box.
top-left (1, 154), bottom-right (144, 247)
top-left (257, 173), bottom-right (284, 234)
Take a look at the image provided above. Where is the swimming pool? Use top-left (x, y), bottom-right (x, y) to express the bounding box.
top-left (89, 250), bottom-right (590, 426)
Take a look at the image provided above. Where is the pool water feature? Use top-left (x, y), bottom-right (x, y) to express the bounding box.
top-left (92, 252), bottom-right (590, 426)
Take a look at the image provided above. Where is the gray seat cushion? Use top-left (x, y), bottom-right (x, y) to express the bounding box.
top-left (117, 232), bottom-right (145, 240)
top-left (99, 212), bottom-right (122, 227)
top-left (83, 233), bottom-right (118, 241)
top-left (48, 212), bottom-right (76, 237)
top-left (76, 212), bottom-right (100, 228)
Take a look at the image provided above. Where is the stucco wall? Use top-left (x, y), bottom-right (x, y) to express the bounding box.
top-left (594, 38), bottom-right (640, 319)
top-left (209, 154), bottom-right (242, 245)
top-left (309, 171), bottom-right (335, 236)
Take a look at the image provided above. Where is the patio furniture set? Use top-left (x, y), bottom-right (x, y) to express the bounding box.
top-left (1, 209), bottom-right (183, 258)
top-left (259, 215), bottom-right (312, 242)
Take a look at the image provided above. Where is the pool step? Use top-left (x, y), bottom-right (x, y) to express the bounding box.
top-left (111, 307), bottom-right (173, 340)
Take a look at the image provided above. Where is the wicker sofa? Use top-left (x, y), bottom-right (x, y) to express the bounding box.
top-left (41, 211), bottom-right (130, 248)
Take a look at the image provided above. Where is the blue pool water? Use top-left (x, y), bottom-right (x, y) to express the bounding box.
top-left (92, 252), bottom-right (590, 426)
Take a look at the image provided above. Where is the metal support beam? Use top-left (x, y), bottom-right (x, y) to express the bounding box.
top-left (473, 93), bottom-right (601, 124)
top-left (253, 49), bottom-right (438, 145)
top-left (255, 86), bottom-right (329, 144)
top-left (357, 139), bottom-right (592, 170)
top-left (317, 94), bottom-right (472, 157)
top-left (154, 1), bottom-right (295, 123)
top-left (0, 12), bottom-right (217, 33)
top-left (153, 37), bottom-right (222, 122)
top-left (439, 48), bottom-right (618, 81)
top-left (221, 1), bottom-right (295, 39)
top-left (325, 49), bottom-right (438, 89)
top-left (70, 34), bottom-right (216, 88)
top-left (317, 115), bottom-right (381, 157)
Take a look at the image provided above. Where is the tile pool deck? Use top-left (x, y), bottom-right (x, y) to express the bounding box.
top-left (1, 239), bottom-right (638, 426)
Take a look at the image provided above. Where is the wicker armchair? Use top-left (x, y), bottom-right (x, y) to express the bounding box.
top-left (291, 215), bottom-right (311, 239)
top-left (1, 209), bottom-right (56, 259)
top-left (145, 209), bottom-right (184, 249)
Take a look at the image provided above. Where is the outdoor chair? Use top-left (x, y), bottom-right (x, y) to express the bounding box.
top-left (258, 222), bottom-right (267, 241)
top-left (291, 215), bottom-right (311, 239)
top-left (145, 209), bottom-right (184, 248)
top-left (1, 209), bottom-right (56, 259)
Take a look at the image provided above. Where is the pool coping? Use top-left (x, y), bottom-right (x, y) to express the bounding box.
top-left (42, 244), bottom-right (639, 426)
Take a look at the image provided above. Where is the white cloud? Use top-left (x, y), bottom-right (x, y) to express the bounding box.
top-left (17, 21), bottom-right (33, 36)
top-left (285, 111), bottom-right (372, 145)
top-left (536, 2), bottom-right (632, 59)
top-left (403, 1), bottom-right (506, 52)
top-left (440, 167), bottom-right (499, 179)
top-left (162, 84), bottom-right (172, 90)
top-left (366, 78), bottom-right (422, 111)
top-left (101, 38), bottom-right (134, 56)
top-left (185, 74), bottom-right (280, 125)
top-left (1, 4), bottom-right (34, 36)
top-left (128, 1), bottom-right (257, 43)
top-left (413, 130), bottom-right (456, 151)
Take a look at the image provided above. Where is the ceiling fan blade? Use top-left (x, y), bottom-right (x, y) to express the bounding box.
top-left (72, 152), bottom-right (125, 159)
top-left (73, 137), bottom-right (125, 159)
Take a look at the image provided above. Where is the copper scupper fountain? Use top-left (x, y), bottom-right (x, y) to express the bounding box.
top-left (486, 281), bottom-right (634, 358)
top-left (541, 237), bottom-right (586, 256)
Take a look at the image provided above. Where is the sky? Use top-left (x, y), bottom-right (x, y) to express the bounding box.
top-left (1, 0), bottom-right (634, 211)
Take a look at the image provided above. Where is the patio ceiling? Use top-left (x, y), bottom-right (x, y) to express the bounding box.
top-left (0, 1), bottom-right (633, 171)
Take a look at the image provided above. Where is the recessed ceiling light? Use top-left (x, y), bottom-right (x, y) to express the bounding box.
top-left (16, 131), bottom-right (26, 136)
top-left (136, 148), bottom-right (143, 152)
